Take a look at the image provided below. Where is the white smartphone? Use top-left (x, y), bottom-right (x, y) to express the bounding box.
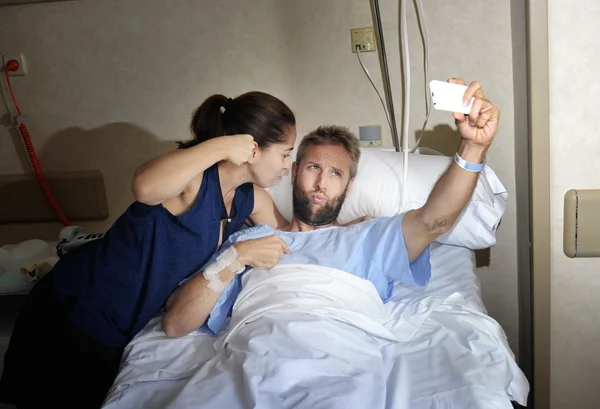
top-left (429, 80), bottom-right (474, 114)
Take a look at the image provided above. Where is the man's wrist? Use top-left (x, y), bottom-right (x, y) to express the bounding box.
top-left (457, 140), bottom-right (488, 164)
top-left (219, 267), bottom-right (236, 283)
top-left (233, 244), bottom-right (248, 265)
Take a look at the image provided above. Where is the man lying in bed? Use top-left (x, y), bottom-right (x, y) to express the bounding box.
top-left (162, 78), bottom-right (500, 338)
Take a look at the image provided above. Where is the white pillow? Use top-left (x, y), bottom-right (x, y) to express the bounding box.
top-left (266, 148), bottom-right (507, 250)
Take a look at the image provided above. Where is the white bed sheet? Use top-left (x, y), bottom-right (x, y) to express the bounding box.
top-left (102, 242), bottom-right (529, 409)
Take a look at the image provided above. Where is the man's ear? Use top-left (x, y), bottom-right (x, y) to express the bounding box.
top-left (247, 141), bottom-right (260, 164)
top-left (291, 162), bottom-right (298, 185)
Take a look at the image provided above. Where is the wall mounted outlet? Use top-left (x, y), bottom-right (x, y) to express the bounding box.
top-left (351, 27), bottom-right (376, 53)
top-left (2, 53), bottom-right (28, 76)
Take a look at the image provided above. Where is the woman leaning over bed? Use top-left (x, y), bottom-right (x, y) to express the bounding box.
top-left (0, 92), bottom-right (303, 409)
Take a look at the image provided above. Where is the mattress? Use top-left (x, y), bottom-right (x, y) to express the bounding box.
top-left (102, 242), bottom-right (529, 409)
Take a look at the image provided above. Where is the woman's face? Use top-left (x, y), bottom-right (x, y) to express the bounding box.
top-left (250, 126), bottom-right (297, 188)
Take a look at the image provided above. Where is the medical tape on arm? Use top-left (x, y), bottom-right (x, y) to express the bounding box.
top-left (203, 246), bottom-right (245, 292)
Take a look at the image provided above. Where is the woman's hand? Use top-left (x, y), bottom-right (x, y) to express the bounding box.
top-left (233, 235), bottom-right (291, 269)
top-left (219, 134), bottom-right (256, 165)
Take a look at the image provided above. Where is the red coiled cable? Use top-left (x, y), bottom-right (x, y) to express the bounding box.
top-left (5, 60), bottom-right (71, 226)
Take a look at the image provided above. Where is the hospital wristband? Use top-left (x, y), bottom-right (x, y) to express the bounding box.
top-left (454, 152), bottom-right (484, 173)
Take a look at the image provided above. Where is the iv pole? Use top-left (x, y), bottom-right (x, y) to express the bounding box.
top-left (368, 0), bottom-right (401, 152)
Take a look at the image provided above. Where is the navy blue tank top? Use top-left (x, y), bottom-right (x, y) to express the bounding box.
top-left (52, 164), bottom-right (255, 347)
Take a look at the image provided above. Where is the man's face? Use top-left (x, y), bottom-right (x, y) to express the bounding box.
top-left (291, 144), bottom-right (354, 226)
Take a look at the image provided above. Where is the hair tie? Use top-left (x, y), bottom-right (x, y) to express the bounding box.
top-left (220, 98), bottom-right (233, 114)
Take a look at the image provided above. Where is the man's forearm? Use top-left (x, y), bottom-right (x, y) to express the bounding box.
top-left (402, 140), bottom-right (488, 262)
top-left (421, 140), bottom-right (488, 233)
top-left (162, 267), bottom-right (235, 337)
top-left (403, 78), bottom-right (499, 261)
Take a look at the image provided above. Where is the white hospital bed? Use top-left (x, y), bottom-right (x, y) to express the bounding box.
top-left (102, 149), bottom-right (530, 408)
top-left (102, 242), bottom-right (528, 409)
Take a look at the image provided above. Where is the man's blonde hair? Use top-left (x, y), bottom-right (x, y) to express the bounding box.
top-left (296, 125), bottom-right (361, 178)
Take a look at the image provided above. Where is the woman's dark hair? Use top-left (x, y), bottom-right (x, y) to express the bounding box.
top-left (177, 91), bottom-right (295, 149)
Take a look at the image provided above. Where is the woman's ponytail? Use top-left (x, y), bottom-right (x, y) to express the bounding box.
top-left (177, 94), bottom-right (228, 149)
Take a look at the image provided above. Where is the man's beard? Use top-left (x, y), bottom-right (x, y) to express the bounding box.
top-left (292, 180), bottom-right (346, 226)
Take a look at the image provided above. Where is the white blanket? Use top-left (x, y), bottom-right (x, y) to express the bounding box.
top-left (103, 263), bottom-right (528, 409)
